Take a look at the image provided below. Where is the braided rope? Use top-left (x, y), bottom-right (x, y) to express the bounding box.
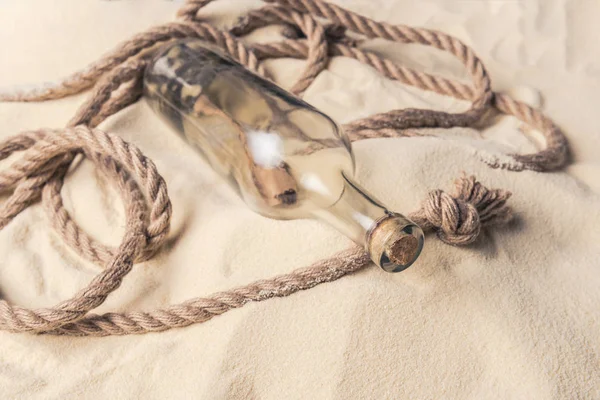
top-left (0, 0), bottom-right (567, 335)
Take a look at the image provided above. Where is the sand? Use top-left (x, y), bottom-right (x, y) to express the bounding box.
top-left (0, 0), bottom-right (599, 398)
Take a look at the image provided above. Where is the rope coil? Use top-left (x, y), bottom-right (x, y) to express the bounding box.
top-left (0, 0), bottom-right (566, 335)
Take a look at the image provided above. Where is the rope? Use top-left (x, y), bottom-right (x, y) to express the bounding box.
top-left (0, 0), bottom-right (566, 336)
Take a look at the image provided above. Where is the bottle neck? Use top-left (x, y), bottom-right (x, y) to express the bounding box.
top-left (311, 173), bottom-right (388, 245)
top-left (310, 173), bottom-right (424, 272)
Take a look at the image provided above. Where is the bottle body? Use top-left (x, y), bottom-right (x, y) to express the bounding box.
top-left (144, 39), bottom-right (423, 272)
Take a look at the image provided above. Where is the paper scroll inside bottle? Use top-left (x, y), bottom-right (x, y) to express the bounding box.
top-left (144, 39), bottom-right (424, 272)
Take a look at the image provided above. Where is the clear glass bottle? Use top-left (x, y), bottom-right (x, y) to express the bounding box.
top-left (143, 39), bottom-right (424, 272)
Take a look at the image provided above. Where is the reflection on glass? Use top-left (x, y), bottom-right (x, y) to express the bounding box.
top-left (144, 39), bottom-right (423, 272)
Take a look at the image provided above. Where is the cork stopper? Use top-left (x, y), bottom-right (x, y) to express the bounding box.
top-left (366, 213), bottom-right (424, 273)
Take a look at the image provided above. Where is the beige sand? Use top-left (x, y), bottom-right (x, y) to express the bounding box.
top-left (0, 0), bottom-right (599, 398)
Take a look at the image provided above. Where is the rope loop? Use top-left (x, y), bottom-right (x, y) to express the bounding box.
top-left (0, 0), bottom-right (566, 335)
top-left (0, 125), bottom-right (172, 332)
top-left (0, 126), bottom-right (172, 267)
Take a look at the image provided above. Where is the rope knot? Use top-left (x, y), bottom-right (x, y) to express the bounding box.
top-left (423, 190), bottom-right (480, 245)
top-left (418, 176), bottom-right (513, 246)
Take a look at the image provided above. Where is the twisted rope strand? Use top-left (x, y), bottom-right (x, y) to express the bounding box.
top-left (0, 124), bottom-right (512, 335)
top-left (233, 6), bottom-right (476, 101)
top-left (231, 3), bottom-right (492, 134)
top-left (0, 2), bottom-right (567, 171)
top-left (288, 12), bottom-right (329, 94)
top-left (233, 3), bottom-right (566, 170)
top-left (0, 0), bottom-right (566, 335)
top-left (0, 21), bottom-right (261, 102)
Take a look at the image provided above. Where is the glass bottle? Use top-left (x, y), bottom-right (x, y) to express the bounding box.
top-left (143, 39), bottom-right (424, 272)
